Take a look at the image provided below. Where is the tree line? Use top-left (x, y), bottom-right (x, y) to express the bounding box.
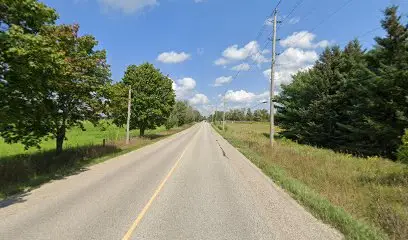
top-left (0, 0), bottom-right (202, 155)
top-left (209, 108), bottom-right (270, 122)
top-left (276, 6), bottom-right (408, 160)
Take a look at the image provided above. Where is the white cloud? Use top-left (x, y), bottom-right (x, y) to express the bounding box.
top-left (288, 17), bottom-right (300, 24)
top-left (265, 17), bottom-right (273, 26)
top-left (213, 76), bottom-right (233, 87)
top-left (231, 63), bottom-right (250, 71)
top-left (98, 0), bottom-right (158, 14)
top-left (224, 90), bottom-right (268, 103)
top-left (277, 47), bottom-right (318, 68)
top-left (223, 41), bottom-right (259, 61)
top-left (215, 40), bottom-right (269, 66)
top-left (195, 104), bottom-right (213, 116)
top-left (263, 47), bottom-right (318, 87)
top-left (252, 52), bottom-right (269, 64)
top-left (280, 31), bottom-right (331, 49)
top-left (214, 58), bottom-right (228, 66)
top-left (314, 40), bottom-right (330, 48)
top-left (189, 93), bottom-right (209, 105)
top-left (157, 51), bottom-right (191, 64)
top-left (172, 77), bottom-right (196, 98)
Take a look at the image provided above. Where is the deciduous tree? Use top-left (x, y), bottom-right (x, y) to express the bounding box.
top-left (119, 63), bottom-right (175, 136)
top-left (0, 23), bottom-right (111, 154)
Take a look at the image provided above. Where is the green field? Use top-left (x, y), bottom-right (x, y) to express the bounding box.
top-left (0, 121), bottom-right (165, 158)
top-left (0, 121), bottom-right (191, 199)
top-left (214, 122), bottom-right (408, 240)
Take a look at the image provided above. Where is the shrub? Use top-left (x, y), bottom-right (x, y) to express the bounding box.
top-left (397, 129), bottom-right (408, 164)
top-left (165, 114), bottom-right (178, 130)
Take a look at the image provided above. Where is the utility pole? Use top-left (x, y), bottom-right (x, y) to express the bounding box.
top-left (222, 96), bottom-right (226, 131)
top-left (212, 106), bottom-right (216, 123)
top-left (215, 105), bottom-right (218, 123)
top-left (126, 86), bottom-right (132, 145)
top-left (270, 9), bottom-right (278, 147)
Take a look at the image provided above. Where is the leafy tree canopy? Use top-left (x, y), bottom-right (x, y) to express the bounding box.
top-left (0, 23), bottom-right (111, 154)
top-left (111, 63), bottom-right (175, 136)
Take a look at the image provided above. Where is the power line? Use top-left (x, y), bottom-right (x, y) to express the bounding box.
top-left (221, 1), bottom-right (284, 125)
top-left (253, 0), bottom-right (355, 73)
top-left (334, 27), bottom-right (382, 48)
top-left (223, 1), bottom-right (286, 88)
top-left (274, 0), bottom-right (283, 11)
top-left (277, 0), bottom-right (306, 29)
top-left (225, 4), bottom-right (282, 89)
top-left (294, 0), bottom-right (355, 43)
top-left (253, 0), bottom-right (285, 48)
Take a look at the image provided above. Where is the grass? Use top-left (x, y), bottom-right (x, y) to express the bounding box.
top-left (213, 122), bottom-right (408, 240)
top-left (0, 121), bottom-right (192, 200)
top-left (0, 121), bottom-right (165, 157)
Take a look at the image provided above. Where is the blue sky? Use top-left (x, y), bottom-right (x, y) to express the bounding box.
top-left (43, 0), bottom-right (407, 115)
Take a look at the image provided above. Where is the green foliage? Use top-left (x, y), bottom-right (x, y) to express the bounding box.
top-left (216, 122), bottom-right (407, 239)
top-left (173, 101), bottom-right (188, 126)
top-left (0, 123), bottom-right (191, 199)
top-left (165, 113), bottom-right (178, 130)
top-left (165, 100), bottom-right (203, 129)
top-left (397, 130), bottom-right (408, 164)
top-left (246, 108), bottom-right (253, 121)
top-left (209, 108), bottom-right (269, 122)
top-left (0, 0), bottom-right (58, 33)
top-left (209, 111), bottom-right (224, 122)
top-left (253, 109), bottom-right (269, 122)
top-left (111, 63), bottom-right (175, 136)
top-left (276, 6), bottom-right (408, 159)
top-left (0, 4), bottom-right (111, 154)
top-left (107, 82), bottom-right (128, 127)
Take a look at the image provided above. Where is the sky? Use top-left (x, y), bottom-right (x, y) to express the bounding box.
top-left (42, 0), bottom-right (408, 115)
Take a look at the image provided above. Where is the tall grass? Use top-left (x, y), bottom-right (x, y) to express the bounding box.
top-left (214, 122), bottom-right (408, 240)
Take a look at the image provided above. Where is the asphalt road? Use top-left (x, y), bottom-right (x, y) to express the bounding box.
top-left (0, 122), bottom-right (342, 240)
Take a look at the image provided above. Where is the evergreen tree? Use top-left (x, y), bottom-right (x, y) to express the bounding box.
top-left (366, 6), bottom-right (408, 156)
top-left (277, 6), bottom-right (408, 158)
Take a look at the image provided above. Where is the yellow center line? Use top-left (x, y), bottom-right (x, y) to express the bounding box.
top-left (121, 125), bottom-right (201, 240)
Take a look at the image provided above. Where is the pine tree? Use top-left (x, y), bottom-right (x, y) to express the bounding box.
top-left (366, 6), bottom-right (408, 157)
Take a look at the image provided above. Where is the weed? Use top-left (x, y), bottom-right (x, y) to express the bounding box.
top-left (214, 122), bottom-right (408, 240)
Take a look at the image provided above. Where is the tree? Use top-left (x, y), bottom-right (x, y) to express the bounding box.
top-left (0, 0), bottom-right (58, 33)
top-left (119, 63), bottom-right (175, 136)
top-left (107, 82), bottom-right (128, 127)
top-left (165, 100), bottom-right (203, 129)
top-left (277, 42), bottom-right (377, 154)
top-left (365, 6), bottom-right (408, 156)
top-left (246, 108), bottom-right (253, 121)
top-left (165, 112), bottom-right (178, 130)
top-left (173, 101), bottom-right (188, 126)
top-left (276, 6), bottom-right (408, 158)
top-left (0, 23), bottom-right (111, 154)
top-left (0, 0), bottom-right (58, 87)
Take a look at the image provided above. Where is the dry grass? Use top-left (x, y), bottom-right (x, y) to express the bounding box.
top-left (215, 122), bottom-right (408, 240)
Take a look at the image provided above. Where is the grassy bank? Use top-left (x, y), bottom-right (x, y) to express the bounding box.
top-left (0, 122), bottom-right (192, 199)
top-left (213, 122), bottom-right (408, 240)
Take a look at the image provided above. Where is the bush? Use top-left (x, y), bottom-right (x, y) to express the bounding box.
top-left (216, 124), bottom-right (228, 131)
top-left (397, 130), bottom-right (408, 164)
top-left (165, 114), bottom-right (178, 130)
